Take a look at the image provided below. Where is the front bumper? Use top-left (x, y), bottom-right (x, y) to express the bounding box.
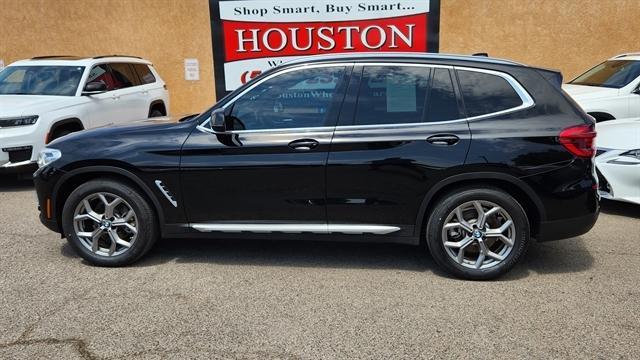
top-left (33, 165), bottom-right (67, 234)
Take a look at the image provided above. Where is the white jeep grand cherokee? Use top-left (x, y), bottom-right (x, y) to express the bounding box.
top-left (0, 55), bottom-right (169, 172)
top-left (563, 53), bottom-right (640, 122)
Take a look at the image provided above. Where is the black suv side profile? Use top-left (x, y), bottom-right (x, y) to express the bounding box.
top-left (34, 53), bottom-right (599, 280)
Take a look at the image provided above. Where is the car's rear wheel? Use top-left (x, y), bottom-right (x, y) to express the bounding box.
top-left (61, 179), bottom-right (158, 266)
top-left (425, 187), bottom-right (530, 280)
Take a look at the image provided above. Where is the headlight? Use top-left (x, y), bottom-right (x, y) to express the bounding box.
top-left (0, 115), bottom-right (39, 128)
top-left (620, 149), bottom-right (640, 159)
top-left (37, 148), bottom-right (62, 168)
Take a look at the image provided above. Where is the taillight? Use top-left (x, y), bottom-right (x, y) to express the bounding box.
top-left (559, 124), bottom-right (597, 158)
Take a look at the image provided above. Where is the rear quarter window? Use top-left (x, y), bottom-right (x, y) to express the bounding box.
top-left (457, 70), bottom-right (523, 118)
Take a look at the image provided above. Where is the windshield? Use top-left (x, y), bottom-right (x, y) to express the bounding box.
top-left (0, 65), bottom-right (85, 96)
top-left (570, 60), bottom-right (640, 88)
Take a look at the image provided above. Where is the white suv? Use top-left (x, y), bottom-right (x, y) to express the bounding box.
top-left (563, 53), bottom-right (640, 122)
top-left (0, 55), bottom-right (169, 172)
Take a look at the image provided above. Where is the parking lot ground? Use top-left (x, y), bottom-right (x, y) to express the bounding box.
top-left (1, 176), bottom-right (639, 359)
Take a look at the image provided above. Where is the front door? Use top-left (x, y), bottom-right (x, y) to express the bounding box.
top-left (326, 65), bottom-right (471, 237)
top-left (180, 65), bottom-right (350, 231)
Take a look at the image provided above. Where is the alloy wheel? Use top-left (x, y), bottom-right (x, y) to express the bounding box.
top-left (72, 192), bottom-right (138, 257)
top-left (441, 200), bottom-right (516, 270)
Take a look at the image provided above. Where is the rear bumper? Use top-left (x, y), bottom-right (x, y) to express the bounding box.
top-left (536, 210), bottom-right (599, 242)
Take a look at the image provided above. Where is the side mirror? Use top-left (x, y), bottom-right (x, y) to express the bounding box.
top-left (211, 109), bottom-right (227, 133)
top-left (633, 87), bottom-right (640, 95)
top-left (82, 81), bottom-right (107, 95)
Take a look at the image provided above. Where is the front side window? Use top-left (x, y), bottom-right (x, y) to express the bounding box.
top-left (86, 64), bottom-right (116, 91)
top-left (457, 70), bottom-right (523, 118)
top-left (0, 65), bottom-right (85, 96)
top-left (228, 67), bottom-right (346, 130)
top-left (354, 66), bottom-right (430, 125)
top-left (570, 60), bottom-right (640, 89)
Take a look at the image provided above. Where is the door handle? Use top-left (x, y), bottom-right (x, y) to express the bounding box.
top-left (426, 134), bottom-right (459, 146)
top-left (288, 138), bottom-right (319, 151)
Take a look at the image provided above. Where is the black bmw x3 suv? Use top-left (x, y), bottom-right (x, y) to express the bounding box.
top-left (34, 53), bottom-right (599, 279)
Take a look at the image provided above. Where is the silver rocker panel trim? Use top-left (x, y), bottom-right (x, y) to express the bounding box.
top-left (191, 223), bottom-right (401, 235)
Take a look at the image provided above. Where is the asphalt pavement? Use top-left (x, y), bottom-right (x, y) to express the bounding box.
top-left (1, 176), bottom-right (639, 359)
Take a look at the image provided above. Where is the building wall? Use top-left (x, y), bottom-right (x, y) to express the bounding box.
top-left (0, 0), bottom-right (215, 115)
top-left (440, 0), bottom-right (640, 80)
top-left (1, 0), bottom-right (639, 114)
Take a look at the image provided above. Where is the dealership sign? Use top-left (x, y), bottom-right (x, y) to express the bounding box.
top-left (209, 0), bottom-right (440, 98)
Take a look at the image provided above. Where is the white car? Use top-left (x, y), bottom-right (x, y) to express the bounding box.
top-left (595, 119), bottom-right (640, 205)
top-left (0, 55), bottom-right (169, 172)
top-left (563, 53), bottom-right (640, 122)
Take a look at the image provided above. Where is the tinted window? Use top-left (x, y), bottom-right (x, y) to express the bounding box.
top-left (108, 63), bottom-right (138, 88)
top-left (457, 70), bottom-right (523, 118)
top-left (570, 60), bottom-right (640, 89)
top-left (0, 66), bottom-right (84, 96)
top-left (132, 64), bottom-right (156, 84)
top-left (229, 67), bottom-right (346, 130)
top-left (354, 66), bottom-right (430, 125)
top-left (427, 68), bottom-right (459, 121)
top-left (86, 64), bottom-right (116, 91)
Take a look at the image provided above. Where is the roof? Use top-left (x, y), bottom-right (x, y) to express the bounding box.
top-left (282, 52), bottom-right (525, 67)
top-left (9, 55), bottom-right (151, 66)
top-left (611, 52), bottom-right (640, 61)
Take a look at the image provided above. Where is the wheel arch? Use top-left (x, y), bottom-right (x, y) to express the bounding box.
top-left (47, 118), bottom-right (84, 143)
top-left (148, 100), bottom-right (166, 117)
top-left (587, 111), bottom-right (615, 122)
top-left (415, 172), bottom-right (547, 240)
top-left (52, 166), bottom-right (165, 236)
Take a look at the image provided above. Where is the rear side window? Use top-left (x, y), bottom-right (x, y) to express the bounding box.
top-left (109, 63), bottom-right (138, 88)
top-left (427, 68), bottom-right (459, 121)
top-left (132, 64), bottom-right (156, 84)
top-left (457, 70), bottom-right (523, 118)
top-left (354, 66), bottom-right (430, 125)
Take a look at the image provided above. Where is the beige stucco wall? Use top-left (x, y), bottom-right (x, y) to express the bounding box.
top-left (1, 0), bottom-right (639, 114)
top-left (0, 0), bottom-right (215, 115)
top-left (440, 0), bottom-right (640, 80)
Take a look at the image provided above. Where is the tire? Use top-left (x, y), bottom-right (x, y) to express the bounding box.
top-left (149, 108), bottom-right (164, 118)
top-left (425, 187), bottom-right (530, 280)
top-left (61, 179), bottom-right (158, 266)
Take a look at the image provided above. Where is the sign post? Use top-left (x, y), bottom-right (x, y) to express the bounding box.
top-left (209, 0), bottom-right (440, 99)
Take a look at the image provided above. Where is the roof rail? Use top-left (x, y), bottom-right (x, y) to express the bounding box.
top-left (614, 52), bottom-right (640, 58)
top-left (31, 55), bottom-right (78, 59)
top-left (472, 52), bottom-right (489, 57)
top-left (93, 55), bottom-right (142, 59)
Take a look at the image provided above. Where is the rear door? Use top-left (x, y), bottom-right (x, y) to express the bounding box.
top-left (108, 63), bottom-right (149, 121)
top-left (326, 64), bottom-right (471, 237)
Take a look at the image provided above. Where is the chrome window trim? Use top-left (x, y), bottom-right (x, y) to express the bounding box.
top-left (197, 62), bottom-right (535, 135)
top-left (455, 66), bottom-right (535, 121)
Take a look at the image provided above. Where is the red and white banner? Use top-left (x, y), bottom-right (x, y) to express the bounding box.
top-left (211, 0), bottom-right (438, 93)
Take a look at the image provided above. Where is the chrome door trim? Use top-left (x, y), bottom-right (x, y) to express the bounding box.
top-left (191, 223), bottom-right (401, 235)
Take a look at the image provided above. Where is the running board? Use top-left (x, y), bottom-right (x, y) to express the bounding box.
top-left (190, 223), bottom-right (401, 235)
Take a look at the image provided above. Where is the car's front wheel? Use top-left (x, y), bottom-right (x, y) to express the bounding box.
top-left (425, 187), bottom-right (530, 280)
top-left (61, 179), bottom-right (158, 266)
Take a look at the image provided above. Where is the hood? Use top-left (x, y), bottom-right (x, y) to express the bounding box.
top-left (562, 84), bottom-right (619, 101)
top-left (0, 95), bottom-right (71, 116)
top-left (596, 119), bottom-right (640, 150)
